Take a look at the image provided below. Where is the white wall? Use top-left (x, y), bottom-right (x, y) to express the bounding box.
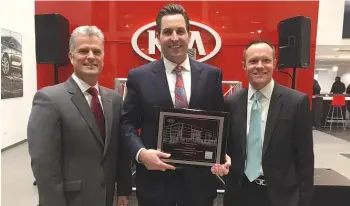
top-left (0, 0), bottom-right (37, 149)
top-left (317, 0), bottom-right (350, 45)
top-left (315, 69), bottom-right (337, 93)
top-left (316, 0), bottom-right (350, 92)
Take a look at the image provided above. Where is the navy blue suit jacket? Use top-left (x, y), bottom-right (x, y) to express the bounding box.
top-left (121, 59), bottom-right (225, 196)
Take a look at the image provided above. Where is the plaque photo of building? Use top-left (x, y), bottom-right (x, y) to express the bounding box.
top-left (160, 115), bottom-right (220, 163)
top-left (163, 122), bottom-right (218, 147)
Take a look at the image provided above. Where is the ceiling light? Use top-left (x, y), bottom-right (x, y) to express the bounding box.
top-left (332, 66), bottom-right (339, 72)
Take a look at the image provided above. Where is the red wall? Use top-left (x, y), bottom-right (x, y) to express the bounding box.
top-left (35, 1), bottom-right (319, 98)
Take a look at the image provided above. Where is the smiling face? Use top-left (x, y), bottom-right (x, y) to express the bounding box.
top-left (243, 42), bottom-right (276, 90)
top-left (157, 14), bottom-right (191, 65)
top-left (68, 35), bottom-right (104, 86)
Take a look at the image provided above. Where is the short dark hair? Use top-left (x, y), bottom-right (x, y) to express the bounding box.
top-left (243, 39), bottom-right (275, 63)
top-left (156, 4), bottom-right (190, 33)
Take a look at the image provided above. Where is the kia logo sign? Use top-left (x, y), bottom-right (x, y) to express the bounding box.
top-left (131, 21), bottom-right (222, 62)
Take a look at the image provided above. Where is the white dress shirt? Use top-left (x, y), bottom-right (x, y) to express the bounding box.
top-left (246, 79), bottom-right (274, 175)
top-left (72, 73), bottom-right (104, 111)
top-left (136, 57), bottom-right (192, 162)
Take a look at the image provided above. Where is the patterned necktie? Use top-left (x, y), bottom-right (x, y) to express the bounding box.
top-left (87, 87), bottom-right (105, 141)
top-left (173, 65), bottom-right (188, 108)
top-left (245, 91), bottom-right (262, 181)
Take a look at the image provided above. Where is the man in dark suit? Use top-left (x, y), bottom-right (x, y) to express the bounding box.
top-left (120, 4), bottom-right (229, 206)
top-left (313, 79), bottom-right (321, 95)
top-left (330, 76), bottom-right (346, 94)
top-left (223, 39), bottom-right (314, 206)
top-left (27, 25), bottom-right (131, 206)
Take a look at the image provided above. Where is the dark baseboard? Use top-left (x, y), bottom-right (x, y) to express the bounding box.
top-left (1, 139), bottom-right (27, 152)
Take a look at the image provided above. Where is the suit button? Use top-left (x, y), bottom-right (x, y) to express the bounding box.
top-left (101, 182), bottom-right (105, 188)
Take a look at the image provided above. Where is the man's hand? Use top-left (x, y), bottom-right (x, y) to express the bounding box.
top-left (138, 149), bottom-right (176, 171)
top-left (115, 196), bottom-right (128, 206)
top-left (211, 154), bottom-right (231, 176)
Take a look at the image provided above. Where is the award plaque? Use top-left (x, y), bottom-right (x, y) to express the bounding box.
top-left (156, 107), bottom-right (229, 167)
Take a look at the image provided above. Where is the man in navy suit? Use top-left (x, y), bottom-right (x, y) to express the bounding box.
top-left (121, 3), bottom-right (229, 206)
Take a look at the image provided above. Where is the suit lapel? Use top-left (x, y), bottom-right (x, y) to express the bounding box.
top-left (238, 89), bottom-right (248, 156)
top-left (67, 78), bottom-right (104, 147)
top-left (188, 59), bottom-right (202, 108)
top-left (100, 87), bottom-right (113, 156)
top-left (152, 60), bottom-right (173, 107)
top-left (262, 84), bottom-right (283, 156)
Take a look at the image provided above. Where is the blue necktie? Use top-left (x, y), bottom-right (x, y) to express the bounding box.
top-left (245, 91), bottom-right (262, 181)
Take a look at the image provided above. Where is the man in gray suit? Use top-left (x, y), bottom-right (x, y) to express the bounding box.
top-left (27, 25), bottom-right (131, 206)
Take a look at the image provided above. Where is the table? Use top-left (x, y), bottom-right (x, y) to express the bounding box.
top-left (312, 95), bottom-right (350, 128)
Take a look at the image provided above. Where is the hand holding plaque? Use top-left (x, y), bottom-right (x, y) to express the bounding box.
top-left (211, 154), bottom-right (231, 176)
top-left (156, 107), bottom-right (229, 167)
top-left (138, 149), bottom-right (176, 171)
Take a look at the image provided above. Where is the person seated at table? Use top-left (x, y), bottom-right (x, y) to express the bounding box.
top-left (313, 79), bottom-right (321, 95)
top-left (330, 76), bottom-right (346, 94)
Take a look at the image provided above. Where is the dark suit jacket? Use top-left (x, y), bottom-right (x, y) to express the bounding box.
top-left (27, 77), bottom-right (132, 206)
top-left (120, 59), bottom-right (225, 198)
top-left (331, 81), bottom-right (346, 94)
top-left (224, 83), bottom-right (314, 206)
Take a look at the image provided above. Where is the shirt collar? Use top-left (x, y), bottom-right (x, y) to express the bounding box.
top-left (248, 79), bottom-right (274, 101)
top-left (163, 56), bottom-right (191, 75)
top-left (72, 73), bottom-right (100, 94)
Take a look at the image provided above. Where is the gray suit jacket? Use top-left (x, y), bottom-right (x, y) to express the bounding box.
top-left (28, 77), bottom-right (132, 206)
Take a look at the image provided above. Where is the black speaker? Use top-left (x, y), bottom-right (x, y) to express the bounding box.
top-left (278, 16), bottom-right (311, 69)
top-left (35, 13), bottom-right (69, 66)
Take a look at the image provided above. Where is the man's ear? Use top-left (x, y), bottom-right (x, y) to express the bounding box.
top-left (188, 30), bottom-right (191, 43)
top-left (242, 61), bottom-right (247, 72)
top-left (156, 32), bottom-right (160, 45)
top-left (68, 52), bottom-right (73, 64)
top-left (273, 58), bottom-right (277, 70)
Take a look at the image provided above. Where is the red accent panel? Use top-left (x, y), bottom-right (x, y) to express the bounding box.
top-left (35, 1), bottom-right (318, 99)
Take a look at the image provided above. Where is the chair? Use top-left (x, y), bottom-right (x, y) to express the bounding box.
top-left (324, 95), bottom-right (346, 130)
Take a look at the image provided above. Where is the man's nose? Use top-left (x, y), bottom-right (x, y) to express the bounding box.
top-left (256, 60), bottom-right (264, 68)
top-left (170, 31), bottom-right (179, 41)
top-left (86, 50), bottom-right (95, 59)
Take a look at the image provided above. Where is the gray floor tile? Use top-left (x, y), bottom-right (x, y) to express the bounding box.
top-left (2, 130), bottom-right (350, 206)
